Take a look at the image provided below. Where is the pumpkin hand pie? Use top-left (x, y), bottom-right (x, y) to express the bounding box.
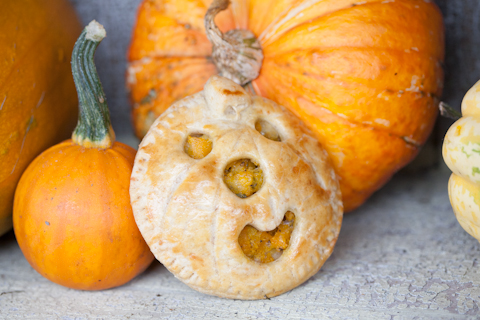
top-left (130, 75), bottom-right (343, 299)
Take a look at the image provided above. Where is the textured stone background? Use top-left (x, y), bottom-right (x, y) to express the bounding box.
top-left (1, 0), bottom-right (480, 319)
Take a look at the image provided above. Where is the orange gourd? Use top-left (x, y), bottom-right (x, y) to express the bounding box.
top-left (127, 0), bottom-right (445, 212)
top-left (0, 0), bottom-right (81, 236)
top-left (13, 21), bottom-right (154, 290)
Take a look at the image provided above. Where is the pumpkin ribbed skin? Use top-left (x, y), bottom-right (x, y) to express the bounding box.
top-left (13, 140), bottom-right (153, 290)
top-left (127, 0), bottom-right (445, 212)
top-left (0, 0), bottom-right (81, 236)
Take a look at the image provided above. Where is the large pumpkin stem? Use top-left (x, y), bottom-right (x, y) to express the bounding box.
top-left (71, 20), bottom-right (115, 149)
top-left (205, 0), bottom-right (263, 86)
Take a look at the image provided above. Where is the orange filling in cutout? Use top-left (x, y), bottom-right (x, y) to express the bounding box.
top-left (223, 159), bottom-right (263, 198)
top-left (239, 211), bottom-right (295, 263)
top-left (184, 134), bottom-right (212, 159)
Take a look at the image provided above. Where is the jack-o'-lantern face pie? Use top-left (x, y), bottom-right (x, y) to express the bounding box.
top-left (130, 75), bottom-right (343, 300)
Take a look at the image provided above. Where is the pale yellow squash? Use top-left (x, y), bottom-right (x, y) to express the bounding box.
top-left (443, 80), bottom-right (480, 241)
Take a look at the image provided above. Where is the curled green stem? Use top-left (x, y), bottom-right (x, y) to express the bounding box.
top-left (71, 20), bottom-right (115, 149)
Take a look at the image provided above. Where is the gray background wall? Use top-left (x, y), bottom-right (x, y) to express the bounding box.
top-left (437, 0), bottom-right (480, 107)
top-left (69, 0), bottom-right (480, 147)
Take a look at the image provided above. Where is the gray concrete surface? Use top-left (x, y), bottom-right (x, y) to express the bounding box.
top-left (1, 165), bottom-right (479, 319)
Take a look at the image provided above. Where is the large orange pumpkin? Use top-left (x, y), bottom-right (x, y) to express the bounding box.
top-left (0, 0), bottom-right (81, 236)
top-left (13, 21), bottom-right (154, 290)
top-left (127, 0), bottom-right (445, 212)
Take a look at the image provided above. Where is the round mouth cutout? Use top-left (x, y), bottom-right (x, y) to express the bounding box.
top-left (239, 211), bottom-right (296, 263)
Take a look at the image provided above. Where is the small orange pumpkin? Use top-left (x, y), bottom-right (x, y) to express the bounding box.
top-left (127, 0), bottom-right (445, 212)
top-left (13, 21), bottom-right (154, 290)
top-left (0, 0), bottom-right (81, 236)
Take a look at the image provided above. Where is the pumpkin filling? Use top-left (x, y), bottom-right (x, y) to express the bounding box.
top-left (239, 211), bottom-right (295, 263)
top-left (255, 119), bottom-right (281, 141)
top-left (223, 159), bottom-right (263, 198)
top-left (184, 134), bottom-right (212, 159)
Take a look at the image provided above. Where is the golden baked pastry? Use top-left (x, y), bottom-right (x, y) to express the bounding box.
top-left (130, 75), bottom-right (343, 300)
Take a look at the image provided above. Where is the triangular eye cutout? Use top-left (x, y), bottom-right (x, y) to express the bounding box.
top-left (184, 133), bottom-right (213, 159)
top-left (255, 119), bottom-right (281, 142)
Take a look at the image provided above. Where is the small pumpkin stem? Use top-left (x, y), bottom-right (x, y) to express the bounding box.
top-left (71, 20), bottom-right (115, 149)
top-left (204, 0), bottom-right (263, 86)
top-left (439, 102), bottom-right (462, 120)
